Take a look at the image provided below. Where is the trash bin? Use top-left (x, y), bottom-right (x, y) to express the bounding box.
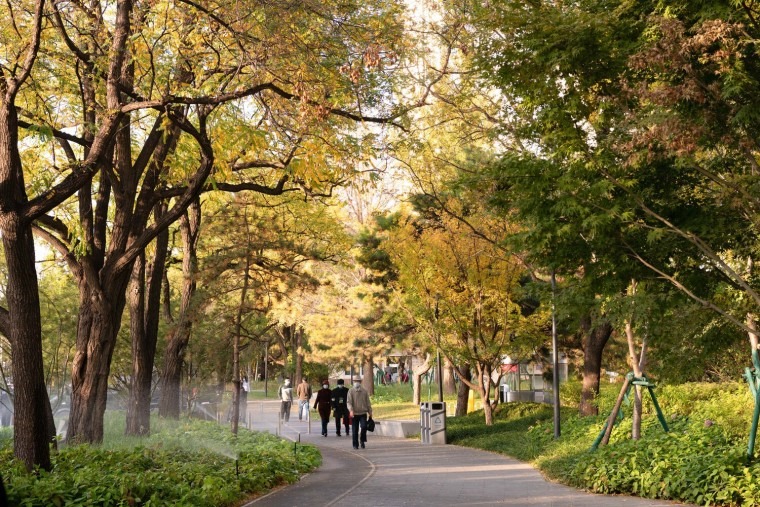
top-left (420, 402), bottom-right (446, 445)
top-left (499, 384), bottom-right (509, 402)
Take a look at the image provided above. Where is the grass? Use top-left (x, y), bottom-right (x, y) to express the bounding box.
top-left (370, 382), bottom-right (459, 419)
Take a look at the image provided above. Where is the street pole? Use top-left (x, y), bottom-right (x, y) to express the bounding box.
top-left (264, 340), bottom-right (269, 398)
top-left (435, 296), bottom-right (443, 402)
top-left (551, 269), bottom-right (561, 438)
top-left (437, 349), bottom-right (443, 402)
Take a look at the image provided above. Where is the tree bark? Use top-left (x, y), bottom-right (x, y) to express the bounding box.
top-left (126, 254), bottom-right (149, 435)
top-left (455, 363), bottom-right (471, 416)
top-left (159, 201), bottom-right (200, 418)
top-left (68, 270), bottom-right (132, 443)
top-left (362, 355), bottom-right (375, 395)
top-left (476, 365), bottom-right (494, 425)
top-left (294, 326), bottom-right (304, 387)
top-left (579, 316), bottom-right (612, 416)
top-left (231, 249), bottom-right (251, 435)
top-left (412, 352), bottom-right (431, 405)
top-left (443, 357), bottom-right (457, 395)
top-left (277, 325), bottom-right (292, 379)
top-left (126, 207), bottom-right (169, 435)
top-left (1, 214), bottom-right (53, 469)
top-left (452, 358), bottom-right (497, 425)
top-left (0, 101), bottom-right (53, 470)
top-left (626, 319), bottom-right (647, 441)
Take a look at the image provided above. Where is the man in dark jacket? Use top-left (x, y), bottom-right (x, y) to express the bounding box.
top-left (331, 379), bottom-right (350, 437)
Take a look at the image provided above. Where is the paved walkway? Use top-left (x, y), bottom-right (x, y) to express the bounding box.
top-left (240, 403), bottom-right (690, 507)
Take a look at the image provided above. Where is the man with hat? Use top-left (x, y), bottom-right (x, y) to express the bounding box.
top-left (278, 378), bottom-right (293, 422)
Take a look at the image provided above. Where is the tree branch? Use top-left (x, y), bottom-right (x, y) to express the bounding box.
top-left (628, 247), bottom-right (758, 337)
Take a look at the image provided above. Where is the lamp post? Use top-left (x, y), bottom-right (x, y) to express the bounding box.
top-left (434, 297), bottom-right (443, 402)
top-left (264, 340), bottom-right (269, 398)
top-left (551, 269), bottom-right (561, 438)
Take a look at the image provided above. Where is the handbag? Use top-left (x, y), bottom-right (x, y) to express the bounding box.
top-left (366, 417), bottom-right (375, 432)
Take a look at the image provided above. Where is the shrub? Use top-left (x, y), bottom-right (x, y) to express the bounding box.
top-left (448, 382), bottom-right (760, 506)
top-left (2, 418), bottom-right (320, 506)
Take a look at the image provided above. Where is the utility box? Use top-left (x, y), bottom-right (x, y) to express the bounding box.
top-left (420, 402), bottom-right (446, 445)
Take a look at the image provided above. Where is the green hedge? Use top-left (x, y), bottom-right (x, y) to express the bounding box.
top-left (448, 381), bottom-right (760, 506)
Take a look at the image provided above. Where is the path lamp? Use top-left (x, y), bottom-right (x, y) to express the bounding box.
top-left (551, 270), bottom-right (560, 439)
top-left (264, 340), bottom-right (269, 398)
top-left (434, 297), bottom-right (443, 403)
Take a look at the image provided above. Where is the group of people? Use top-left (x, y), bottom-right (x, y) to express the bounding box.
top-left (278, 377), bottom-right (372, 450)
top-left (377, 363), bottom-right (410, 385)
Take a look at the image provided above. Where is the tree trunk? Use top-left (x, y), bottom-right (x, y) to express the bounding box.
top-left (625, 319), bottom-right (647, 441)
top-left (452, 360), bottom-right (495, 425)
top-left (126, 254), bottom-right (149, 435)
top-left (412, 353), bottom-right (431, 405)
top-left (749, 312), bottom-right (759, 364)
top-left (362, 356), bottom-right (374, 395)
top-left (579, 317), bottom-right (612, 416)
top-left (455, 363), bottom-right (470, 417)
top-left (0, 102), bottom-right (53, 471)
top-left (276, 325), bottom-right (292, 379)
top-left (477, 366), bottom-right (494, 425)
top-left (443, 358), bottom-right (457, 395)
top-left (294, 326), bottom-right (304, 387)
top-left (159, 201), bottom-right (200, 418)
top-left (126, 213), bottom-right (168, 436)
top-left (68, 271), bottom-right (131, 443)
top-left (231, 251), bottom-right (251, 435)
top-left (159, 329), bottom-right (187, 418)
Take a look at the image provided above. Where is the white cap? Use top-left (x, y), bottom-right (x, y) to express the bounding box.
top-left (284, 379), bottom-right (291, 384)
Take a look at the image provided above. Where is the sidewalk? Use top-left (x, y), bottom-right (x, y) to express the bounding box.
top-left (242, 414), bottom-right (691, 507)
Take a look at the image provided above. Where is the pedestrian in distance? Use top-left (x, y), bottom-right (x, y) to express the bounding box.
top-left (240, 375), bottom-right (250, 421)
top-left (297, 377), bottom-right (312, 421)
top-left (347, 379), bottom-right (372, 449)
top-left (331, 379), bottom-right (350, 436)
top-left (314, 379), bottom-right (333, 436)
top-left (278, 379), bottom-right (293, 422)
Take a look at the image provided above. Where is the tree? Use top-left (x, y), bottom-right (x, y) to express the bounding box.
top-left (389, 204), bottom-right (546, 425)
top-left (1, 0), bottom-right (60, 470)
top-left (198, 192), bottom-right (349, 425)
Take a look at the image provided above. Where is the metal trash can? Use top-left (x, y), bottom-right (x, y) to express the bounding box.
top-left (420, 402), bottom-right (446, 445)
top-left (500, 384), bottom-right (509, 402)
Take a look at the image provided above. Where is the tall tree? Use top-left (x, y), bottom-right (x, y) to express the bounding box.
top-left (1, 0), bottom-right (62, 470)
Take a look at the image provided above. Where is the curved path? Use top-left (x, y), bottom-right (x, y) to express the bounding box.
top-left (242, 407), bottom-right (690, 507)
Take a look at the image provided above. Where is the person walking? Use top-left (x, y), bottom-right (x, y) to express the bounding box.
top-left (278, 379), bottom-right (293, 422)
top-left (331, 379), bottom-right (350, 437)
top-left (313, 379), bottom-right (333, 437)
top-left (297, 377), bottom-right (312, 421)
top-left (240, 375), bottom-right (250, 422)
top-left (347, 379), bottom-right (372, 449)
